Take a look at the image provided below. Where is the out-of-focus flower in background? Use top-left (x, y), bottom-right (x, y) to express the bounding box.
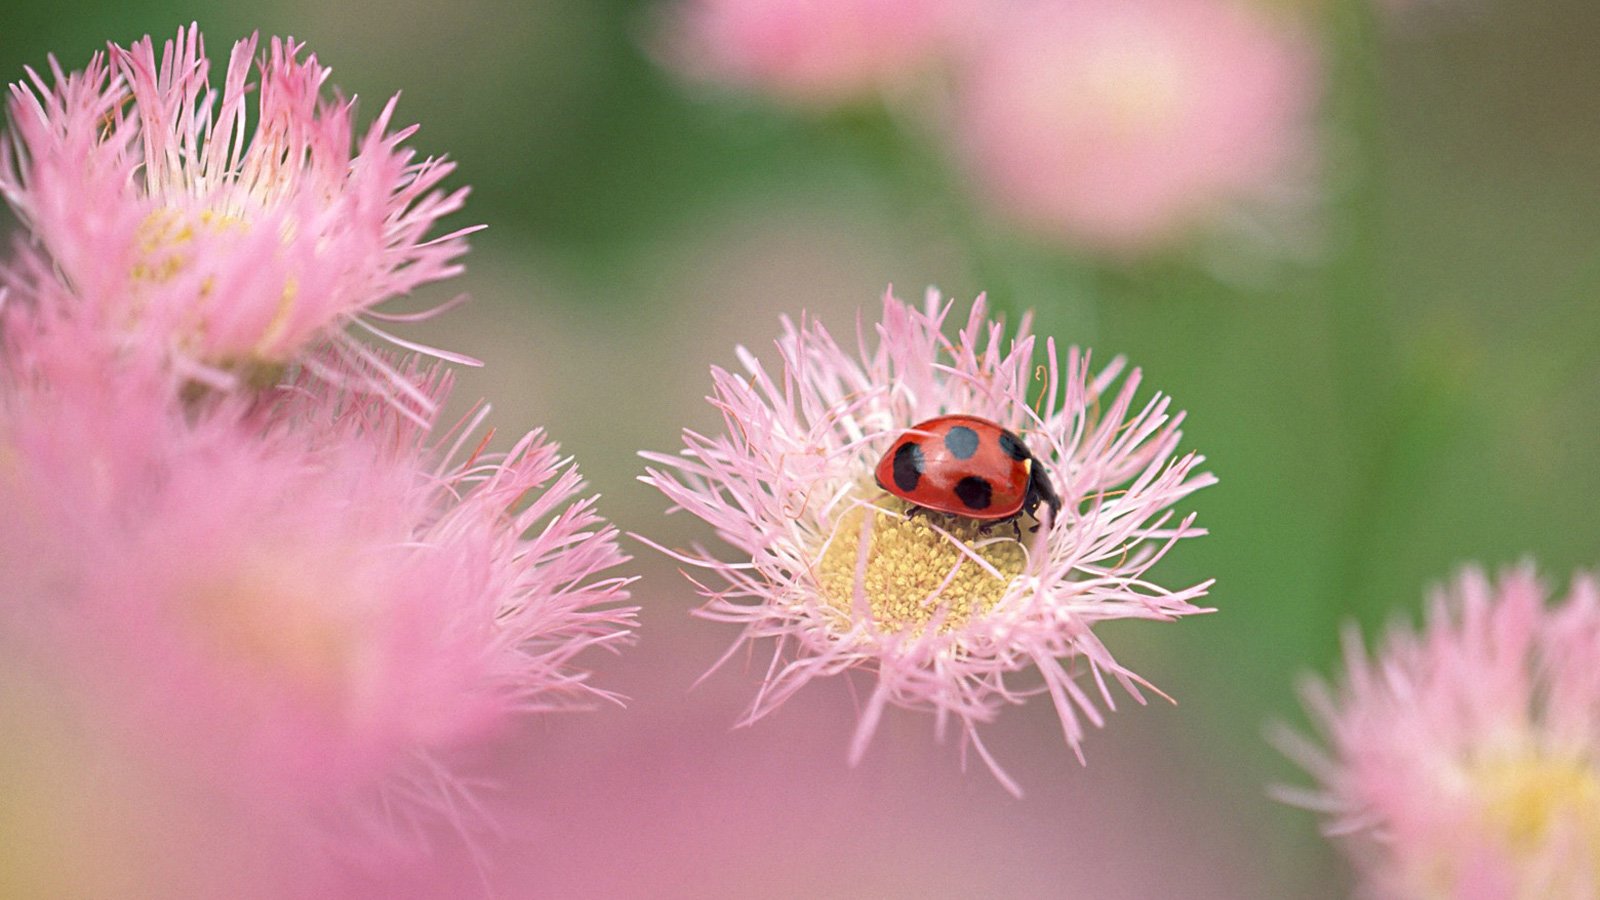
top-left (0, 27), bottom-right (637, 895)
top-left (654, 0), bottom-right (972, 108)
top-left (641, 290), bottom-right (1213, 793)
top-left (1276, 565), bottom-right (1600, 898)
top-left (0, 25), bottom-right (477, 396)
top-left (0, 330), bottom-right (636, 891)
top-left (949, 0), bottom-right (1320, 257)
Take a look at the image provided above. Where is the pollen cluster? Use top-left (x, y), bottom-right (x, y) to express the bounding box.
top-left (131, 206), bottom-right (302, 373)
top-left (131, 208), bottom-right (196, 285)
top-left (816, 497), bottom-right (1027, 635)
top-left (132, 208), bottom-right (254, 286)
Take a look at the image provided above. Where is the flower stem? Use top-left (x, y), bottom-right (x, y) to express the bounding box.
top-left (1320, 0), bottom-right (1398, 631)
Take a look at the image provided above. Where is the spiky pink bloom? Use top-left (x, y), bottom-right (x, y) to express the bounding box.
top-left (951, 0), bottom-right (1318, 256)
top-left (1276, 565), bottom-right (1600, 898)
top-left (641, 290), bottom-right (1213, 794)
top-left (0, 25), bottom-right (477, 393)
top-left (656, 0), bottom-right (972, 107)
top-left (0, 318), bottom-right (636, 887)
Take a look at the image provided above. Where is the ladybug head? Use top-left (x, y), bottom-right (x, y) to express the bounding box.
top-left (1023, 459), bottom-right (1062, 527)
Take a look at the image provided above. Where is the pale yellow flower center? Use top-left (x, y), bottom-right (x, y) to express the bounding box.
top-left (130, 208), bottom-right (198, 284)
top-left (179, 551), bottom-right (365, 711)
top-left (1082, 42), bottom-right (1186, 135)
top-left (130, 206), bottom-right (303, 368)
top-left (816, 497), bottom-right (1027, 635)
top-left (131, 207), bottom-right (253, 284)
top-left (1413, 748), bottom-right (1600, 898)
top-left (1474, 750), bottom-right (1600, 863)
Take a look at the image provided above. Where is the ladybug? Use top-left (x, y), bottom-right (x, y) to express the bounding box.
top-left (873, 414), bottom-right (1061, 530)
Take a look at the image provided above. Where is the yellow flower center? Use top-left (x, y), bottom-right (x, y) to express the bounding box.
top-left (1084, 44), bottom-right (1186, 136)
top-left (1475, 750), bottom-right (1600, 863)
top-left (1414, 748), bottom-right (1600, 897)
top-left (130, 208), bottom-right (197, 284)
top-left (129, 206), bottom-right (304, 374)
top-left (179, 549), bottom-right (366, 713)
top-left (816, 497), bottom-right (1027, 635)
top-left (131, 207), bottom-right (257, 283)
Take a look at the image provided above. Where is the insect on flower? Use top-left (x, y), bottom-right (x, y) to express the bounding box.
top-left (641, 289), bottom-right (1214, 795)
top-left (873, 413), bottom-right (1062, 533)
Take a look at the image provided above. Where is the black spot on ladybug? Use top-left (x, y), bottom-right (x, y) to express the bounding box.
top-left (998, 431), bottom-right (1029, 461)
top-left (953, 476), bottom-right (993, 510)
top-left (892, 442), bottom-right (925, 493)
top-left (943, 425), bottom-right (979, 460)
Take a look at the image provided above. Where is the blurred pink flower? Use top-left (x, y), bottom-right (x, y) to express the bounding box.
top-left (951, 0), bottom-right (1319, 256)
top-left (656, 0), bottom-right (971, 107)
top-left (0, 25), bottom-right (477, 392)
top-left (0, 328), bottom-right (636, 889)
top-left (640, 289), bottom-right (1213, 794)
top-left (1277, 565), bottom-right (1600, 898)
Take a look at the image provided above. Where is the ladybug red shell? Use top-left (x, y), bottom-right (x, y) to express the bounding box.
top-left (873, 414), bottom-right (1062, 527)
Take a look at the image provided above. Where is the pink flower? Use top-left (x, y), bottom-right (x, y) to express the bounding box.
top-left (1276, 565), bottom-right (1600, 898)
top-left (640, 289), bottom-right (1213, 794)
top-left (656, 0), bottom-right (972, 107)
top-left (0, 25), bottom-right (478, 392)
top-left (951, 0), bottom-right (1318, 256)
top-left (0, 330), bottom-right (637, 887)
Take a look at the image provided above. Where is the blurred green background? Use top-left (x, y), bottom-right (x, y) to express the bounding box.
top-left (5, 1), bottom-right (1599, 896)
